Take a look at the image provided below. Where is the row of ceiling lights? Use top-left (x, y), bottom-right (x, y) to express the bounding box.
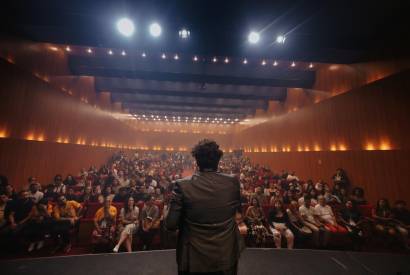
top-left (116, 18), bottom-right (190, 39)
top-left (131, 114), bottom-right (241, 124)
top-left (116, 18), bottom-right (288, 48)
top-left (64, 46), bottom-right (314, 68)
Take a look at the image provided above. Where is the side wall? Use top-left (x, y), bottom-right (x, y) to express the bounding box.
top-left (235, 70), bottom-right (410, 204)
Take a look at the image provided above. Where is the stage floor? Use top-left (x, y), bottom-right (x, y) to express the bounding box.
top-left (4, 248), bottom-right (410, 275)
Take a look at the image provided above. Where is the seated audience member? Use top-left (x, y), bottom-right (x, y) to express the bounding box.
top-left (65, 187), bottom-right (78, 201)
top-left (268, 200), bottom-right (294, 249)
top-left (324, 190), bottom-right (341, 204)
top-left (133, 186), bottom-right (146, 202)
top-left (254, 186), bottom-right (268, 205)
top-left (91, 185), bottom-right (105, 204)
top-left (315, 195), bottom-right (347, 234)
top-left (52, 195), bottom-right (83, 253)
top-left (245, 197), bottom-right (268, 245)
top-left (78, 186), bottom-right (92, 203)
top-left (113, 187), bottom-right (129, 203)
top-left (286, 171), bottom-right (299, 182)
top-left (298, 190), bottom-right (318, 206)
top-left (28, 181), bottom-right (44, 204)
top-left (332, 168), bottom-right (350, 190)
top-left (7, 190), bottom-right (34, 238)
top-left (303, 180), bottom-right (315, 194)
top-left (140, 195), bottom-right (160, 250)
top-left (103, 186), bottom-right (115, 201)
top-left (350, 187), bottom-right (367, 205)
top-left (4, 184), bottom-right (18, 201)
top-left (392, 200), bottom-right (410, 228)
top-left (46, 174), bottom-right (66, 197)
top-left (0, 192), bottom-right (9, 230)
top-left (113, 196), bottom-right (139, 252)
top-left (373, 198), bottom-right (408, 248)
top-left (26, 198), bottom-right (51, 252)
top-left (63, 175), bottom-right (77, 187)
top-left (235, 211), bottom-right (248, 235)
top-left (315, 180), bottom-right (329, 195)
top-left (339, 200), bottom-right (364, 249)
top-left (286, 200), bottom-right (312, 238)
top-left (299, 195), bottom-right (327, 247)
top-left (153, 187), bottom-right (164, 201)
top-left (92, 197), bottom-right (117, 251)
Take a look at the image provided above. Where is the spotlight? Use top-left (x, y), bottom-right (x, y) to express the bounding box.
top-left (179, 28), bottom-right (190, 39)
top-left (65, 46), bottom-right (71, 52)
top-left (174, 54), bottom-right (179, 60)
top-left (243, 58), bottom-right (248, 64)
top-left (261, 60), bottom-right (266, 66)
top-left (248, 31), bottom-right (260, 44)
top-left (86, 48), bottom-right (93, 54)
top-left (108, 49), bottom-right (113, 55)
top-left (121, 50), bottom-right (126, 56)
top-left (193, 56), bottom-right (198, 62)
top-left (141, 52), bottom-right (146, 58)
top-left (161, 53), bottom-right (166, 59)
top-left (309, 63), bottom-right (314, 68)
top-left (224, 57), bottom-right (229, 64)
top-left (276, 35), bottom-right (286, 44)
top-left (117, 18), bottom-right (135, 37)
top-left (212, 57), bottom-right (217, 63)
top-left (291, 61), bottom-right (296, 67)
top-left (149, 22), bottom-right (162, 37)
top-left (273, 60), bottom-right (278, 66)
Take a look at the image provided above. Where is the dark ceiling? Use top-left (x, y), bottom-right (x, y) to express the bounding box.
top-left (3, 0), bottom-right (409, 63)
top-left (2, 0), bottom-right (408, 121)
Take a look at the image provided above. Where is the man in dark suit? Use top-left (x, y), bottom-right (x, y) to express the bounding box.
top-left (165, 139), bottom-right (245, 275)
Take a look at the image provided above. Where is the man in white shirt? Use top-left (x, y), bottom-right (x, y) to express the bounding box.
top-left (299, 195), bottom-right (326, 247)
top-left (315, 195), bottom-right (347, 234)
top-left (286, 172), bottom-right (299, 182)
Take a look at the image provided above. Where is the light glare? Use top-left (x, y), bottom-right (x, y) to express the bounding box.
top-left (117, 18), bottom-right (135, 37)
top-left (149, 22), bottom-right (162, 37)
top-left (248, 31), bottom-right (260, 44)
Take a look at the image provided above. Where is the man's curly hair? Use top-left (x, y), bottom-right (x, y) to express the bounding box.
top-left (191, 139), bottom-right (223, 171)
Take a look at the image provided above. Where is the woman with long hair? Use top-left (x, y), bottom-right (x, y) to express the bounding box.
top-left (268, 200), bottom-right (294, 249)
top-left (113, 196), bottom-right (139, 252)
top-left (245, 197), bottom-right (269, 245)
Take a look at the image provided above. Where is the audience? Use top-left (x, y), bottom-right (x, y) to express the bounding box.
top-left (0, 151), bottom-right (408, 257)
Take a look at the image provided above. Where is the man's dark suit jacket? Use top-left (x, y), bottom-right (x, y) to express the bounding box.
top-left (165, 171), bottom-right (245, 273)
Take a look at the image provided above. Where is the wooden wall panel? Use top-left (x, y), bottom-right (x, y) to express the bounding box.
top-left (314, 59), bottom-right (410, 95)
top-left (0, 138), bottom-right (135, 190)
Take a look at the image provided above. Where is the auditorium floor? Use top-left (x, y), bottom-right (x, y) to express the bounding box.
top-left (4, 248), bottom-right (410, 275)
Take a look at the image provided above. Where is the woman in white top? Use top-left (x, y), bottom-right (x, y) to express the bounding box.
top-left (113, 196), bottom-right (139, 252)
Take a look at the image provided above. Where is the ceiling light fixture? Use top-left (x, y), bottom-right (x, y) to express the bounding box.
top-left (178, 28), bottom-right (190, 39)
top-left (117, 18), bottom-right (135, 37)
top-left (248, 31), bottom-right (260, 44)
top-left (149, 22), bottom-right (162, 37)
